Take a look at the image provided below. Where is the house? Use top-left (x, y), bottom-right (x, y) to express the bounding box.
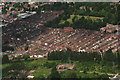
top-left (37, 55), bottom-right (44, 58)
top-left (100, 24), bottom-right (119, 33)
top-left (64, 27), bottom-right (74, 32)
top-left (56, 64), bottom-right (76, 71)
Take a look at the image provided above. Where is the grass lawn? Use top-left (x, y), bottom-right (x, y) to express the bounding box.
top-left (2, 59), bottom-right (120, 78)
top-left (34, 67), bottom-right (51, 78)
top-left (2, 59), bottom-right (61, 78)
top-left (59, 15), bottom-right (104, 24)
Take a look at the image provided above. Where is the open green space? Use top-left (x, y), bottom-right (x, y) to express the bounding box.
top-left (2, 59), bottom-right (120, 79)
top-left (2, 59), bottom-right (60, 78)
top-left (60, 15), bottom-right (104, 24)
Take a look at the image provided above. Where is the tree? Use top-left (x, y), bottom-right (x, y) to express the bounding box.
top-left (116, 50), bottom-right (120, 64)
top-left (72, 15), bottom-right (78, 23)
top-left (64, 21), bottom-right (70, 27)
top-left (22, 55), bottom-right (30, 60)
top-left (48, 66), bottom-right (61, 79)
top-left (13, 3), bottom-right (21, 8)
top-left (103, 49), bottom-right (116, 62)
top-left (25, 45), bottom-right (29, 51)
top-left (2, 46), bottom-right (14, 52)
top-left (2, 8), bottom-right (7, 14)
top-left (2, 55), bottom-right (9, 64)
top-left (62, 71), bottom-right (77, 78)
top-left (36, 6), bottom-right (42, 14)
top-left (16, 55), bottom-right (22, 61)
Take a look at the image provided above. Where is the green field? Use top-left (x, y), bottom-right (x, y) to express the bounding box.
top-left (2, 59), bottom-right (120, 78)
top-left (2, 59), bottom-right (61, 78)
top-left (60, 15), bottom-right (104, 24)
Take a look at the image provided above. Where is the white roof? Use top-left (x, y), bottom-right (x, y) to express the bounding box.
top-left (45, 43), bottom-right (48, 45)
top-left (30, 12), bottom-right (36, 14)
top-left (27, 75), bottom-right (34, 78)
top-left (18, 13), bottom-right (27, 17)
top-left (38, 55), bottom-right (44, 58)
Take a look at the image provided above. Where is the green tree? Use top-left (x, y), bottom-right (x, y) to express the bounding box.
top-left (62, 71), bottom-right (77, 78)
top-left (116, 50), bottom-right (120, 64)
top-left (25, 45), bottom-right (29, 51)
top-left (2, 55), bottom-right (9, 64)
top-left (103, 49), bottom-right (116, 62)
top-left (2, 8), bottom-right (7, 14)
top-left (48, 66), bottom-right (61, 79)
top-left (22, 55), bottom-right (30, 60)
top-left (2, 46), bottom-right (14, 52)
